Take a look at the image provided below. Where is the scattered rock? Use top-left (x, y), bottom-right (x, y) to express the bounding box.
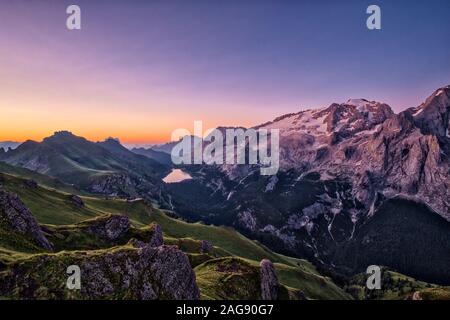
top-left (0, 189), bottom-right (53, 250)
top-left (260, 259), bottom-right (278, 300)
top-left (200, 240), bottom-right (213, 254)
top-left (68, 194), bottom-right (84, 208)
top-left (412, 291), bottom-right (422, 300)
top-left (128, 238), bottom-right (147, 248)
top-left (87, 215), bottom-right (130, 241)
top-left (88, 173), bottom-right (135, 197)
top-left (148, 223), bottom-right (163, 247)
top-left (237, 210), bottom-right (257, 232)
top-left (23, 179), bottom-right (38, 189)
top-left (288, 289), bottom-right (306, 300)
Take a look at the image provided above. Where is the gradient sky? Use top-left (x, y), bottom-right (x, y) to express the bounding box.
top-left (0, 0), bottom-right (449, 144)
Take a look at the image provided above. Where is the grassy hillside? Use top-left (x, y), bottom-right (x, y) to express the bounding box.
top-left (148, 209), bottom-right (293, 265)
top-left (0, 172), bottom-right (316, 268)
top-left (0, 172), bottom-right (155, 226)
top-left (5, 168), bottom-right (448, 300)
top-left (0, 161), bottom-right (81, 194)
top-left (346, 269), bottom-right (450, 300)
top-left (0, 170), bottom-right (351, 300)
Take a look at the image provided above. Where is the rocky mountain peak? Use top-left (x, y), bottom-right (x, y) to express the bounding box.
top-left (408, 85), bottom-right (450, 139)
top-left (102, 137), bottom-right (122, 145)
top-left (43, 131), bottom-right (88, 146)
top-left (48, 130), bottom-right (76, 139)
top-left (257, 98), bottom-right (393, 141)
top-left (321, 99), bottom-right (393, 135)
top-left (97, 137), bottom-right (131, 155)
top-left (13, 140), bottom-right (39, 150)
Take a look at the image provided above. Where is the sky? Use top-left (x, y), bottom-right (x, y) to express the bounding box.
top-left (0, 0), bottom-right (449, 144)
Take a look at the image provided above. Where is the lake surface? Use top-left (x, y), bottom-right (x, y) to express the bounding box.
top-left (162, 169), bottom-right (192, 183)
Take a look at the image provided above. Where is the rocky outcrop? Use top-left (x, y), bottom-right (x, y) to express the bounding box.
top-left (200, 240), bottom-right (213, 254)
top-left (260, 259), bottom-right (278, 300)
top-left (128, 238), bottom-right (147, 248)
top-left (148, 223), bottom-right (163, 247)
top-left (23, 179), bottom-right (38, 189)
top-left (88, 173), bottom-right (148, 198)
top-left (0, 244), bottom-right (200, 300)
top-left (86, 214), bottom-right (130, 241)
top-left (145, 245), bottom-right (200, 299)
top-left (0, 189), bottom-right (53, 250)
top-left (410, 85), bottom-right (450, 139)
top-left (68, 194), bottom-right (84, 208)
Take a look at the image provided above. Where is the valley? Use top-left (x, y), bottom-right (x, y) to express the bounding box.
top-left (0, 85), bottom-right (449, 299)
top-left (0, 170), bottom-right (351, 300)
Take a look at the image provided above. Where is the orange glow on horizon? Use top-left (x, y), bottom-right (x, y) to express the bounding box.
top-left (0, 100), bottom-right (268, 145)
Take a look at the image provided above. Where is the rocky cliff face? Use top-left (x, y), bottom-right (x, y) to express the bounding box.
top-left (254, 87), bottom-right (449, 220)
top-left (410, 86), bottom-right (450, 139)
top-left (0, 244), bottom-right (200, 300)
top-left (149, 223), bottom-right (164, 247)
top-left (0, 188), bottom-right (53, 250)
top-left (221, 86), bottom-right (450, 222)
top-left (164, 86), bottom-right (450, 284)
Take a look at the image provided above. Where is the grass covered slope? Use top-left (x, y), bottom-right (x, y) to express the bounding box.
top-left (0, 132), bottom-right (167, 197)
top-left (0, 169), bottom-right (352, 300)
top-left (0, 161), bottom-right (81, 194)
top-left (195, 257), bottom-right (350, 300)
top-left (346, 269), bottom-right (450, 300)
top-left (0, 172), bottom-right (153, 226)
top-left (0, 171), bottom-right (313, 266)
top-left (4, 166), bottom-right (446, 300)
top-left (148, 209), bottom-right (294, 265)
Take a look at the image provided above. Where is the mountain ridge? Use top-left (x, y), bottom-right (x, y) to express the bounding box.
top-left (157, 85), bottom-right (450, 285)
top-left (1, 85), bottom-right (449, 287)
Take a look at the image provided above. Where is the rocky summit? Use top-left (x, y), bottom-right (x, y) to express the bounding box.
top-left (161, 86), bottom-right (450, 285)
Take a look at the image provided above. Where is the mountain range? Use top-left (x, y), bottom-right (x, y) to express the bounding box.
top-left (0, 141), bottom-right (20, 151)
top-left (0, 132), bottom-right (169, 199)
top-left (141, 85), bottom-right (450, 285)
top-left (0, 85), bottom-right (449, 296)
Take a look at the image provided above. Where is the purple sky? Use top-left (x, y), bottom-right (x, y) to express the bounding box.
top-left (0, 0), bottom-right (449, 143)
